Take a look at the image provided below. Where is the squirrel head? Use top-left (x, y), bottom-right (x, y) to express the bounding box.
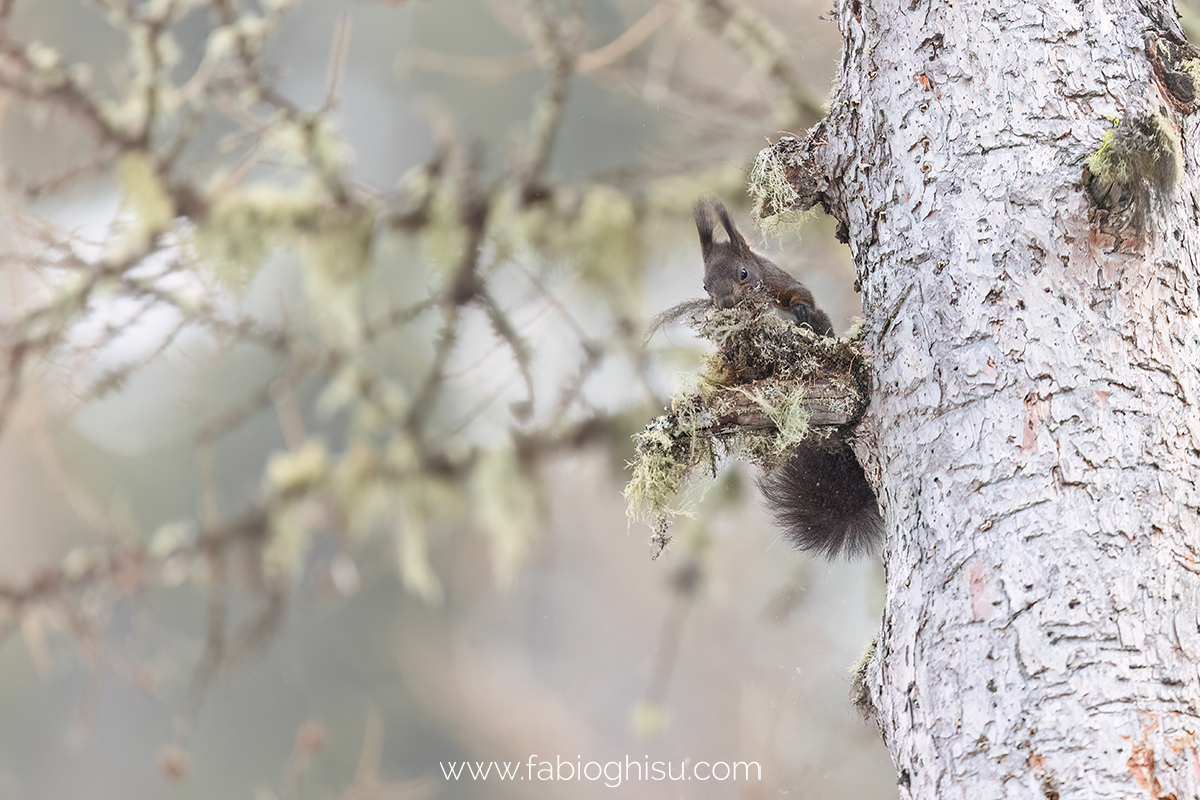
top-left (693, 195), bottom-right (834, 337)
top-left (694, 196), bottom-right (782, 309)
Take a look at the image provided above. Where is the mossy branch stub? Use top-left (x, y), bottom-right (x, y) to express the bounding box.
top-left (626, 301), bottom-right (869, 556)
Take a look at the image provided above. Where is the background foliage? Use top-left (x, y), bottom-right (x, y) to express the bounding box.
top-left (0, 0), bottom-right (899, 796)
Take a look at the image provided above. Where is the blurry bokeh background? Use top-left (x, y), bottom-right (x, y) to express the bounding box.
top-left (0, 0), bottom-right (897, 797)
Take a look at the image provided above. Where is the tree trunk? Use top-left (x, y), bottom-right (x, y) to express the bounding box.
top-left (792, 0), bottom-right (1200, 796)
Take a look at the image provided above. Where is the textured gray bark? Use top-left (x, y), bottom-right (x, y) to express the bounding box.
top-left (807, 0), bottom-right (1200, 796)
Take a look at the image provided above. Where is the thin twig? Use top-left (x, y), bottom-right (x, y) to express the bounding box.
top-left (322, 14), bottom-right (353, 112)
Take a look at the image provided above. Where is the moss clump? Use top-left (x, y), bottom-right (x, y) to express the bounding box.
top-left (1085, 111), bottom-right (1182, 212)
top-left (748, 145), bottom-right (807, 236)
top-left (849, 636), bottom-right (878, 721)
top-left (1180, 58), bottom-right (1200, 95)
top-left (194, 184), bottom-right (320, 287)
top-left (623, 414), bottom-right (704, 537)
top-left (1151, 36), bottom-right (1200, 107)
top-left (737, 382), bottom-right (811, 456)
top-left (625, 300), bottom-right (870, 556)
top-left (747, 134), bottom-right (826, 237)
top-left (700, 302), bottom-right (863, 386)
top-left (116, 151), bottom-right (175, 254)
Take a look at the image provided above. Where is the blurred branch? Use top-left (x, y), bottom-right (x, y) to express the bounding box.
top-left (513, 0), bottom-right (582, 201)
top-left (405, 1), bottom-right (676, 80)
top-left (641, 554), bottom-right (702, 717)
top-left (323, 14), bottom-right (353, 111)
top-left (577, 1), bottom-right (677, 72)
top-left (0, 35), bottom-right (134, 148)
top-left (686, 0), bottom-right (825, 124)
top-left (0, 508), bottom-right (269, 609)
top-left (404, 50), bottom-right (538, 82)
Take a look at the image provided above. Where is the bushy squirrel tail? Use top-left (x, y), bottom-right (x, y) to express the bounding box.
top-left (758, 439), bottom-right (884, 559)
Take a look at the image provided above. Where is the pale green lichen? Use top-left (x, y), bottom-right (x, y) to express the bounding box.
top-left (265, 439), bottom-right (329, 497)
top-left (849, 636), bottom-right (878, 720)
top-left (66, 62), bottom-right (93, 90)
top-left (748, 145), bottom-right (812, 236)
top-left (1088, 124), bottom-right (1129, 184)
top-left (205, 25), bottom-right (240, 62)
top-left (738, 383), bottom-right (811, 455)
top-left (262, 440), bottom-right (331, 579)
top-left (623, 388), bottom-right (740, 541)
top-left (625, 424), bottom-right (687, 517)
top-left (573, 184), bottom-right (643, 305)
top-left (62, 546), bottom-right (105, 581)
top-left (148, 521), bottom-right (193, 560)
top-left (395, 509), bottom-right (443, 605)
top-left (25, 41), bottom-right (60, 72)
top-left (264, 504), bottom-right (314, 579)
top-left (471, 448), bottom-right (540, 591)
top-left (116, 151), bottom-right (176, 253)
top-left (631, 701), bottom-right (668, 738)
top-left (389, 442), bottom-right (458, 604)
top-left (156, 31), bottom-right (182, 70)
top-left (491, 183), bottom-right (645, 309)
top-left (194, 184), bottom-right (315, 286)
top-left (1180, 58), bottom-right (1200, 93)
top-left (302, 203), bottom-right (376, 282)
top-left (419, 181), bottom-right (472, 277)
top-left (28, 272), bottom-right (90, 343)
top-left (194, 182), bottom-right (373, 294)
top-left (1086, 110), bottom-right (1182, 210)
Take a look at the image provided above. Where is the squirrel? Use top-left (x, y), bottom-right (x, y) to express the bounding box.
top-left (695, 197), bottom-right (835, 337)
top-left (692, 196), bottom-right (884, 559)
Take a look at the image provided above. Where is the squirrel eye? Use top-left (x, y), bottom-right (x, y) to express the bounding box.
top-left (739, 267), bottom-right (749, 281)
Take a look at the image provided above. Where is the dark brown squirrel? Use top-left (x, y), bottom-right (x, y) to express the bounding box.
top-left (693, 196), bottom-right (884, 559)
top-left (695, 196), bottom-right (834, 336)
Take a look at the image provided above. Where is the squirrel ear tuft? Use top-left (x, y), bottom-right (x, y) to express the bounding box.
top-left (693, 197), bottom-right (716, 258)
top-left (710, 198), bottom-right (753, 257)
